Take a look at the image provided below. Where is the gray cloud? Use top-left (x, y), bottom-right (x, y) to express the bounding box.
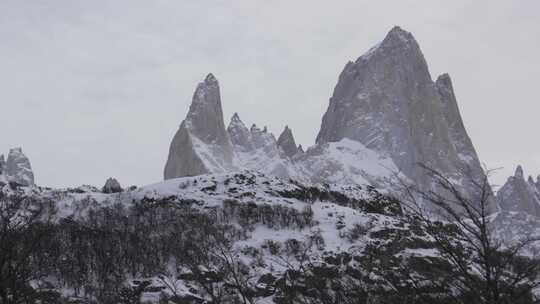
top-left (1, 0), bottom-right (539, 188)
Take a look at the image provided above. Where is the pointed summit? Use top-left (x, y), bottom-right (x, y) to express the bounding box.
top-left (277, 126), bottom-right (298, 158)
top-left (164, 73), bottom-right (234, 179)
top-left (204, 73), bottom-right (217, 84)
top-left (515, 165), bottom-right (524, 179)
top-left (498, 165), bottom-right (540, 216)
top-left (227, 113), bottom-right (253, 152)
top-left (381, 26), bottom-right (417, 47)
top-left (316, 26), bottom-right (486, 203)
top-left (187, 73), bottom-right (227, 138)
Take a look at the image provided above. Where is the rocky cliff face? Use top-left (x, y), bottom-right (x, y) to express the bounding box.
top-left (316, 26), bottom-right (484, 194)
top-left (498, 166), bottom-right (540, 216)
top-left (3, 148), bottom-right (34, 186)
top-left (164, 74), bottom-right (235, 179)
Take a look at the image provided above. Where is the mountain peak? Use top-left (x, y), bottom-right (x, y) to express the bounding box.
top-left (164, 73), bottom-right (234, 179)
top-left (379, 26), bottom-right (419, 51)
top-left (204, 73), bottom-right (218, 84)
top-left (386, 26), bottom-right (412, 40)
top-left (316, 26), bottom-right (486, 205)
top-left (277, 126), bottom-right (298, 158)
top-left (227, 113), bottom-right (253, 151)
top-left (515, 165), bottom-right (524, 179)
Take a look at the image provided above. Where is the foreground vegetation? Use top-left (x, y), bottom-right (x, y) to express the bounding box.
top-left (1, 170), bottom-right (539, 304)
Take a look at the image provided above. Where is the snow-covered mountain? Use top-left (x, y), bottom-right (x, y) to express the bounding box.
top-left (164, 26), bottom-right (485, 203)
top-left (316, 27), bottom-right (484, 195)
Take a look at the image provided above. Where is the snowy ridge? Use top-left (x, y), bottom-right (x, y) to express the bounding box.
top-left (30, 171), bottom-right (399, 221)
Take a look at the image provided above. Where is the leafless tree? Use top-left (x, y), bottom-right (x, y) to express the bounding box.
top-left (398, 164), bottom-right (540, 304)
top-left (0, 191), bottom-right (57, 304)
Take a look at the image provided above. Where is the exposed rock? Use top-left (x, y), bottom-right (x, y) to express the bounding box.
top-left (0, 154), bottom-right (5, 175)
top-left (277, 126), bottom-right (298, 158)
top-left (164, 73), bottom-right (234, 179)
top-left (497, 166), bottom-right (540, 216)
top-left (315, 26), bottom-right (485, 197)
top-left (102, 177), bottom-right (123, 193)
top-left (227, 113), bottom-right (253, 152)
top-left (6, 148), bottom-right (34, 186)
top-left (297, 145), bottom-right (305, 154)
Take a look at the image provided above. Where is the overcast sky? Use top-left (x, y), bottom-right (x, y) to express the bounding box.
top-left (1, 0), bottom-right (539, 188)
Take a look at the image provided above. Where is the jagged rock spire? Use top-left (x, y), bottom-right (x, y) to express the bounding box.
top-left (185, 73), bottom-right (230, 144)
top-left (515, 165), bottom-right (524, 178)
top-left (277, 126), bottom-right (298, 158)
top-left (227, 112), bottom-right (253, 151)
top-left (164, 73), bottom-right (234, 179)
top-left (498, 165), bottom-right (540, 216)
top-left (6, 148), bottom-right (34, 186)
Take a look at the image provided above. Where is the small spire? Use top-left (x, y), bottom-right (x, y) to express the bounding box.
top-left (436, 73), bottom-right (452, 86)
top-left (384, 26), bottom-right (414, 43)
top-left (204, 73), bottom-right (217, 84)
top-left (515, 165), bottom-right (524, 179)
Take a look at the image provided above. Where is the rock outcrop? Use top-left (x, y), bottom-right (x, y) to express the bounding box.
top-left (497, 166), bottom-right (540, 216)
top-left (277, 126), bottom-right (298, 158)
top-left (164, 74), bottom-right (234, 179)
top-left (5, 148), bottom-right (34, 186)
top-left (315, 26), bottom-right (485, 195)
top-left (102, 177), bottom-right (123, 193)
